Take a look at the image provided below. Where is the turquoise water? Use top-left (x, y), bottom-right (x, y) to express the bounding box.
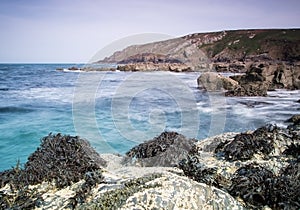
top-left (0, 64), bottom-right (299, 170)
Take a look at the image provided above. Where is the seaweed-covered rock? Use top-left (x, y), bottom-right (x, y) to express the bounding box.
top-left (0, 134), bottom-right (106, 189)
top-left (229, 163), bottom-right (275, 208)
top-left (229, 161), bottom-right (300, 209)
top-left (286, 114), bottom-right (300, 130)
top-left (274, 161), bottom-right (300, 209)
top-left (220, 125), bottom-right (276, 161)
top-left (179, 120), bottom-right (300, 209)
top-left (283, 143), bottom-right (300, 158)
top-left (0, 134), bottom-right (107, 209)
top-left (125, 131), bottom-right (196, 167)
top-left (26, 134), bottom-right (106, 188)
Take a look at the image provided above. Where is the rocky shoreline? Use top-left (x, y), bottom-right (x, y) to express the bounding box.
top-left (198, 61), bottom-right (300, 96)
top-left (57, 29), bottom-right (300, 96)
top-left (1, 115), bottom-right (299, 209)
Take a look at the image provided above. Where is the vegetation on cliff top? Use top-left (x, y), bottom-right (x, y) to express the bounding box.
top-left (198, 29), bottom-right (300, 61)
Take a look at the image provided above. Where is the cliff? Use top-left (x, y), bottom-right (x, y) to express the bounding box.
top-left (98, 29), bottom-right (300, 71)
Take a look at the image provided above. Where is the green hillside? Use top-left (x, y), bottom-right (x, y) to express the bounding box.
top-left (198, 29), bottom-right (300, 61)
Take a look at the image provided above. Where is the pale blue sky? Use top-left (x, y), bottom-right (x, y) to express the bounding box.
top-left (0, 0), bottom-right (299, 63)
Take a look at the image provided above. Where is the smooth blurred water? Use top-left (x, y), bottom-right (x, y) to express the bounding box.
top-left (0, 64), bottom-right (299, 170)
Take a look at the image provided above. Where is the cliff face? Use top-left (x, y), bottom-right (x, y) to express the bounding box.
top-left (98, 29), bottom-right (300, 71)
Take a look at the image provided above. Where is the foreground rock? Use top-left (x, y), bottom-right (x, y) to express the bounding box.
top-left (0, 134), bottom-right (107, 209)
top-left (179, 122), bottom-right (300, 209)
top-left (0, 133), bottom-right (244, 209)
top-left (1, 117), bottom-right (299, 209)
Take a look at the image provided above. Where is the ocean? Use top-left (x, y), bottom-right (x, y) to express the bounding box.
top-left (0, 64), bottom-right (299, 171)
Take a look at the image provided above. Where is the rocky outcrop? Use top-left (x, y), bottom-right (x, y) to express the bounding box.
top-left (179, 122), bottom-right (300, 209)
top-left (0, 134), bottom-right (107, 209)
top-left (118, 52), bottom-right (182, 64)
top-left (197, 72), bottom-right (239, 91)
top-left (116, 53), bottom-right (193, 72)
top-left (224, 62), bottom-right (300, 96)
top-left (125, 131), bottom-right (196, 167)
top-left (0, 133), bottom-right (245, 209)
top-left (117, 62), bottom-right (192, 72)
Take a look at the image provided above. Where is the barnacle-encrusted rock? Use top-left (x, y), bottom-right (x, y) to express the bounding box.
top-left (125, 131), bottom-right (196, 167)
top-left (121, 173), bottom-right (245, 210)
top-left (179, 120), bottom-right (300, 209)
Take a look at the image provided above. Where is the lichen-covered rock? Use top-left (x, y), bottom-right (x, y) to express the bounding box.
top-left (125, 131), bottom-right (196, 167)
top-left (121, 173), bottom-right (245, 210)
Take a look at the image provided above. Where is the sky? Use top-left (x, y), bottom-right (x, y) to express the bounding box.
top-left (0, 0), bottom-right (299, 63)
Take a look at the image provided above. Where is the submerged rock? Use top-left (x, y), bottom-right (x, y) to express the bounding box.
top-left (125, 131), bottom-right (196, 167)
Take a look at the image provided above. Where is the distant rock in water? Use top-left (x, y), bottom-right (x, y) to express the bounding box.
top-left (197, 72), bottom-right (239, 91)
top-left (226, 62), bottom-right (300, 96)
top-left (125, 131), bottom-right (196, 167)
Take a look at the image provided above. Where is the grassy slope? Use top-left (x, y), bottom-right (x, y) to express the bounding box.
top-left (198, 29), bottom-right (300, 61)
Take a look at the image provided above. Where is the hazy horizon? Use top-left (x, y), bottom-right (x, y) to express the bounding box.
top-left (0, 0), bottom-right (299, 63)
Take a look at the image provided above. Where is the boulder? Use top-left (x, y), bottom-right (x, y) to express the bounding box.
top-left (197, 72), bottom-right (239, 91)
top-left (225, 82), bottom-right (269, 96)
top-left (227, 63), bottom-right (270, 96)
